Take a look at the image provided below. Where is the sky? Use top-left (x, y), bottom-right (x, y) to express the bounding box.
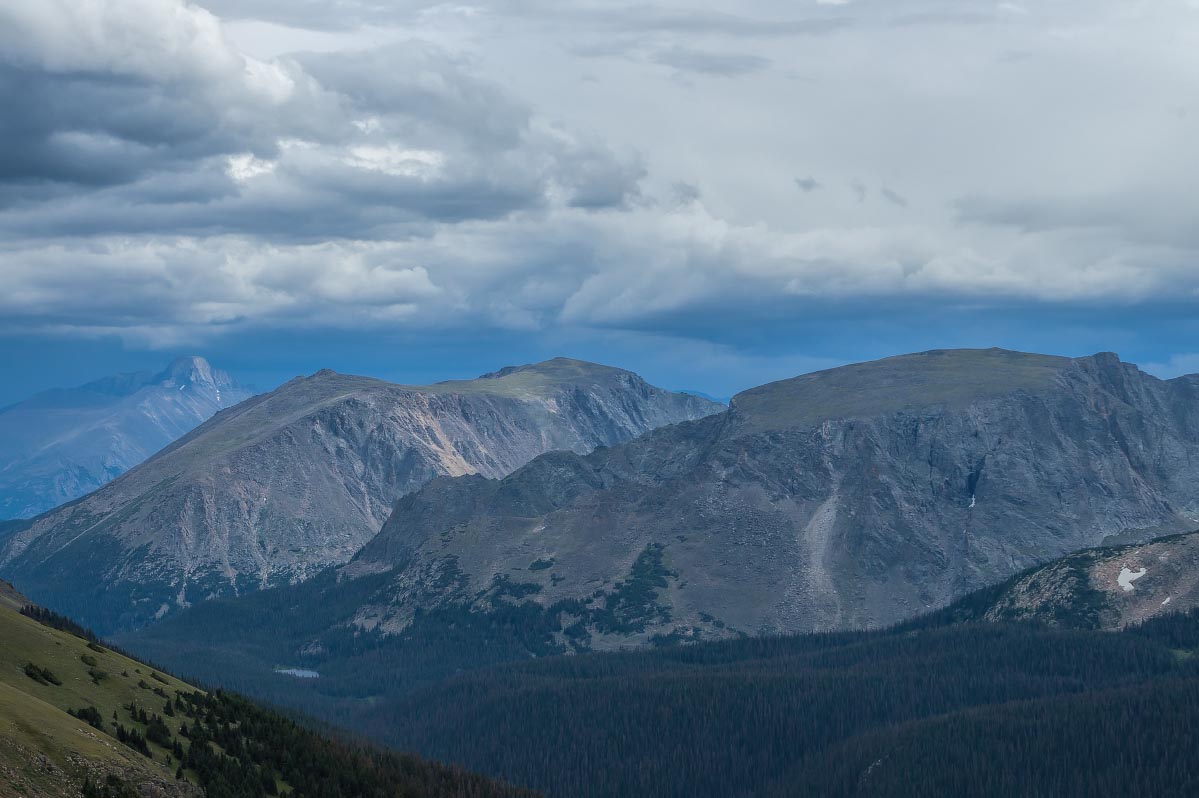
top-left (2, 0), bottom-right (1199, 404)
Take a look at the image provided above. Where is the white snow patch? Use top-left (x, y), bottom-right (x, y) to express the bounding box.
top-left (275, 667), bottom-right (319, 679)
top-left (1161, 596), bottom-right (1172, 606)
top-left (968, 494), bottom-right (976, 509)
top-left (1117, 566), bottom-right (1147, 592)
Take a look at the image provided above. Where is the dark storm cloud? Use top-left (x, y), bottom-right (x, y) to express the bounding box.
top-left (0, 4), bottom-right (642, 242)
top-left (0, 63), bottom-right (269, 189)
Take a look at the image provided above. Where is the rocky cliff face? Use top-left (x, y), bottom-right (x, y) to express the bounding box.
top-left (0, 357), bottom-right (250, 519)
top-left (335, 349), bottom-right (1199, 646)
top-left (0, 359), bottom-right (720, 633)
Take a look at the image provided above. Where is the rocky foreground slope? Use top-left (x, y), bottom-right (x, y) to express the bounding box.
top-left (0, 358), bottom-right (720, 633)
top-left (0, 356), bottom-right (250, 519)
top-left (334, 348), bottom-right (1199, 645)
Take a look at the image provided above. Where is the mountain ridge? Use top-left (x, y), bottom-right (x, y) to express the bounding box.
top-left (0, 358), bottom-right (722, 633)
top-left (329, 348), bottom-right (1199, 645)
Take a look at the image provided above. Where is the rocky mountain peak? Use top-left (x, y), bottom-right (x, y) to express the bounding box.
top-left (0, 357), bottom-right (252, 520)
top-left (159, 355), bottom-right (220, 388)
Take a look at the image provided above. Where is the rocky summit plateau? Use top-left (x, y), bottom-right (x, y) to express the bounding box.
top-left (0, 358), bottom-right (721, 633)
top-left (327, 348), bottom-right (1199, 647)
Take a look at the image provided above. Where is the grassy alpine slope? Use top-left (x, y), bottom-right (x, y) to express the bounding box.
top-left (0, 592), bottom-right (196, 797)
top-left (0, 594), bottom-right (527, 798)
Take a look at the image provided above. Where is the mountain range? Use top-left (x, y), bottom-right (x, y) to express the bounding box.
top-left (0, 358), bottom-right (721, 633)
top-left (115, 348), bottom-right (1199, 730)
top-left (308, 348), bottom-right (1199, 648)
top-left (9, 345), bottom-right (1199, 796)
top-left (0, 356), bottom-right (250, 519)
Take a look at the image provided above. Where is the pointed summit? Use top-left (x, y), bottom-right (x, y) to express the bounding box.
top-left (160, 356), bottom-right (216, 387)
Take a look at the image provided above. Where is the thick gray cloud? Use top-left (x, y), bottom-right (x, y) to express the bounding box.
top-left (3, 0), bottom-right (1199, 355)
top-left (0, 1), bottom-right (641, 243)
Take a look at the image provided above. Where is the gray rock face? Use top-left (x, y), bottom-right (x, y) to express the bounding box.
top-left (340, 349), bottom-right (1199, 646)
top-left (0, 357), bottom-right (251, 520)
top-left (0, 358), bottom-right (721, 633)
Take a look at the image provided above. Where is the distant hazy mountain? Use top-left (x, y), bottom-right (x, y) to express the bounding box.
top-left (288, 349), bottom-right (1199, 648)
top-left (0, 358), bottom-right (722, 633)
top-left (0, 357), bottom-right (251, 519)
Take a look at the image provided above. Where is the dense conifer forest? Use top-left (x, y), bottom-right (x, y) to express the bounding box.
top-left (125, 566), bottom-right (1199, 797)
top-left (361, 612), bottom-right (1199, 797)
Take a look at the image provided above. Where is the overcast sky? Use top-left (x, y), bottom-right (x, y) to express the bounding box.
top-left (3, 0), bottom-right (1199, 402)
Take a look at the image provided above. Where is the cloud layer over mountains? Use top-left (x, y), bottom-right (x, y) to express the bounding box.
top-left (2, 0), bottom-right (1198, 365)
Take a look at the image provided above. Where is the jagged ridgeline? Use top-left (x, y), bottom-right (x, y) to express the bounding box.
top-left (0, 585), bottom-right (527, 798)
top-left (0, 359), bottom-right (721, 633)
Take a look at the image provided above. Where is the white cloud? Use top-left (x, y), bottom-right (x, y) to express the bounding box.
top-left (2, 0), bottom-right (1199, 351)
